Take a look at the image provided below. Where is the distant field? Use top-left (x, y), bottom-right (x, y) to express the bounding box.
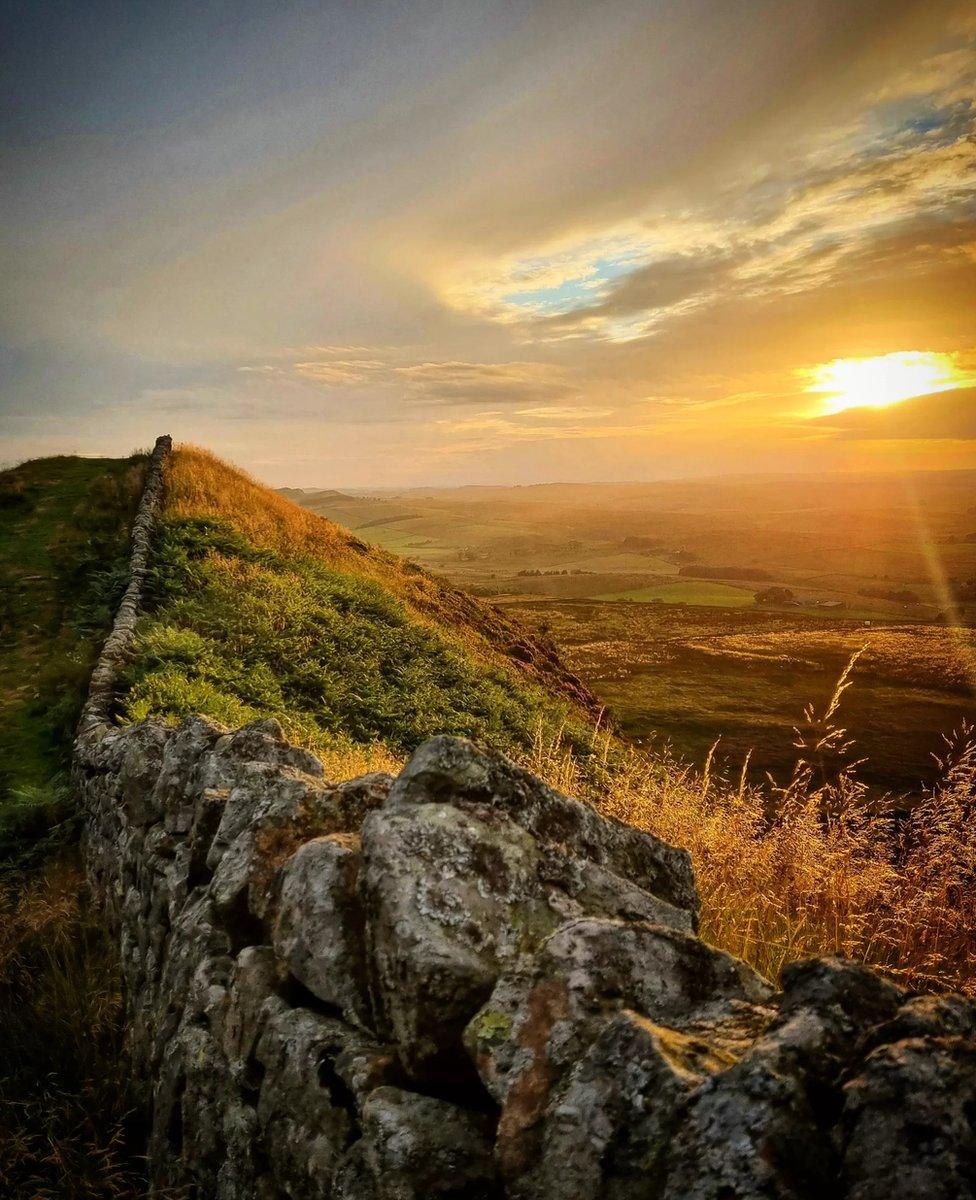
top-left (289, 470), bottom-right (976, 797)
top-left (596, 581), bottom-right (755, 607)
top-left (500, 597), bottom-right (976, 798)
top-left (290, 469), bottom-right (976, 621)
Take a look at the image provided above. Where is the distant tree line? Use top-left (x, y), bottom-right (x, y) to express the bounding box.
top-left (858, 585), bottom-right (922, 604)
top-left (517, 568), bottom-right (594, 577)
top-left (754, 586), bottom-right (796, 606)
top-left (679, 565), bottom-right (772, 581)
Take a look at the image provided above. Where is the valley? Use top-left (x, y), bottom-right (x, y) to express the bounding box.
top-left (291, 470), bottom-right (976, 798)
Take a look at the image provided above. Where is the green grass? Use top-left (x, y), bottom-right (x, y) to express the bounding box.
top-left (502, 595), bottom-right (976, 798)
top-left (0, 455), bottom-right (149, 1197)
top-left (0, 456), bottom-right (145, 861)
top-left (595, 580), bottom-right (756, 607)
top-left (120, 513), bottom-right (594, 768)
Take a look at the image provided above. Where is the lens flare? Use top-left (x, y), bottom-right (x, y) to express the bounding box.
top-left (805, 351), bottom-right (967, 415)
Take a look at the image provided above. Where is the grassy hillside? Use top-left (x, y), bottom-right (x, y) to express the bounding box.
top-left (0, 455), bottom-right (145, 859)
top-left (0, 453), bottom-right (149, 1199)
top-left (292, 475), bottom-right (976, 798)
top-left (119, 447), bottom-right (601, 780)
top-left (129, 448), bottom-right (975, 996)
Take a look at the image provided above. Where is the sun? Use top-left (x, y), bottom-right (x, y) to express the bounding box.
top-left (804, 351), bottom-right (967, 416)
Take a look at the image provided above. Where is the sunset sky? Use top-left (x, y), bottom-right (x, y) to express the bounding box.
top-left (2, 0), bottom-right (975, 485)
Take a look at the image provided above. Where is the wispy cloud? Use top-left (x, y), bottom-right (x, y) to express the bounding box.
top-left (248, 349), bottom-right (576, 407)
top-left (392, 360), bottom-right (573, 404)
top-left (442, 30), bottom-right (976, 346)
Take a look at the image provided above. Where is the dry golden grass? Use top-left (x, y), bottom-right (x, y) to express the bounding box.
top-left (0, 858), bottom-right (150, 1198)
top-left (166, 446), bottom-right (358, 564)
top-left (302, 737), bottom-right (403, 781)
top-left (521, 670), bottom-right (976, 995)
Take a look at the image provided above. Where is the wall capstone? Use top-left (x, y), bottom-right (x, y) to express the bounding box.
top-left (72, 437), bottom-right (976, 1199)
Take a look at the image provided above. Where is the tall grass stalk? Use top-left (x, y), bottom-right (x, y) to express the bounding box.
top-left (521, 659), bottom-right (976, 994)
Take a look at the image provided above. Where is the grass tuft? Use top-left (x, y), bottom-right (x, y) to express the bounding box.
top-left (0, 858), bottom-right (149, 1199)
top-left (521, 661), bottom-right (976, 994)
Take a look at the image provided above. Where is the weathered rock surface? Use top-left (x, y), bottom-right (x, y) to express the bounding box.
top-left (466, 917), bottom-right (775, 1196)
top-left (354, 1087), bottom-right (500, 1200)
top-left (274, 833), bottom-right (372, 1029)
top-left (842, 1036), bottom-right (976, 1200)
top-left (76, 718), bottom-right (976, 1199)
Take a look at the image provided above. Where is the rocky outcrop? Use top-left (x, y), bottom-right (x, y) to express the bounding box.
top-left (72, 437), bottom-right (976, 1198)
top-left (74, 721), bottom-right (976, 1200)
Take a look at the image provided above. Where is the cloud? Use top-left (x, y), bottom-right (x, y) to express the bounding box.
top-left (392, 361), bottom-right (574, 405)
top-left (812, 385), bottom-right (976, 439)
top-left (292, 359), bottom-right (389, 386)
top-left (249, 351), bottom-right (578, 408)
top-left (515, 405), bottom-right (613, 419)
top-left (442, 30), bottom-right (976, 346)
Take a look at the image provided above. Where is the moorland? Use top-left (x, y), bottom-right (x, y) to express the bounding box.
top-left (291, 470), bottom-right (976, 799)
top-left (2, 448), bottom-right (974, 1199)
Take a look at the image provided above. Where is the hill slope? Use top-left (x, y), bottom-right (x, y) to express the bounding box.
top-left (0, 454), bottom-right (145, 857)
top-left (119, 447), bottom-right (601, 778)
top-left (1, 453), bottom-right (149, 1198)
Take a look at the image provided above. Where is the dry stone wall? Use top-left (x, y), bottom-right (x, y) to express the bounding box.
top-left (72, 437), bottom-right (976, 1199)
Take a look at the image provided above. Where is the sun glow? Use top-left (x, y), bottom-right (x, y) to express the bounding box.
top-left (805, 351), bottom-right (967, 416)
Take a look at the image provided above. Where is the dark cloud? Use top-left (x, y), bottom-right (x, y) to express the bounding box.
top-left (563, 251), bottom-right (741, 325)
top-left (813, 386), bottom-right (976, 440)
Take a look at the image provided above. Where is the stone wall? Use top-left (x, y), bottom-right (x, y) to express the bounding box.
top-left (72, 438), bottom-right (976, 1200)
top-left (77, 433), bottom-right (171, 740)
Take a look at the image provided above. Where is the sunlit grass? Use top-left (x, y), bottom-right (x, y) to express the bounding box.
top-left (521, 658), bottom-right (976, 994)
top-left (123, 448), bottom-right (597, 783)
top-left (152, 447), bottom-right (976, 995)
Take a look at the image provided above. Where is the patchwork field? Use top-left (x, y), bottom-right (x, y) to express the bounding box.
top-left (497, 599), bottom-right (976, 797)
top-left (596, 580), bottom-right (757, 607)
top-left (292, 470), bottom-right (976, 798)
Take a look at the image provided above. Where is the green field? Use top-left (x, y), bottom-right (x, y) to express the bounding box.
top-left (0, 455), bottom-right (143, 858)
top-left (289, 472), bottom-right (976, 798)
top-left (596, 581), bottom-right (755, 607)
top-left (500, 597), bottom-right (976, 798)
